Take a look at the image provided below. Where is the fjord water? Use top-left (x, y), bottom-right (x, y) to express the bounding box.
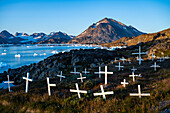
top-left (0, 44), bottom-right (98, 73)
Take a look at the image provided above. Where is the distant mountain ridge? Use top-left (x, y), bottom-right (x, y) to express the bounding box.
top-left (37, 31), bottom-right (71, 44)
top-left (69, 18), bottom-right (145, 44)
top-left (2, 18), bottom-right (168, 45)
top-left (0, 30), bottom-right (73, 44)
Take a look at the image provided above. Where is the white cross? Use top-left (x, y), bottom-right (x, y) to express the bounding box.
top-left (47, 77), bottom-right (56, 96)
top-left (132, 46), bottom-right (147, 65)
top-left (57, 71), bottom-right (65, 81)
top-left (130, 85), bottom-right (150, 98)
top-left (4, 75), bottom-right (14, 92)
top-left (70, 67), bottom-right (80, 74)
top-left (70, 83), bottom-right (87, 99)
top-left (151, 53), bottom-right (156, 61)
top-left (82, 68), bottom-right (90, 74)
top-left (114, 58), bottom-right (118, 63)
top-left (137, 57), bottom-right (144, 65)
top-left (129, 72), bottom-right (141, 82)
top-left (111, 60), bottom-right (114, 64)
top-left (121, 79), bottom-right (129, 87)
top-left (162, 56), bottom-right (165, 61)
top-left (150, 62), bottom-right (160, 71)
top-left (157, 58), bottom-right (163, 62)
top-left (120, 57), bottom-right (126, 63)
top-left (115, 62), bottom-right (124, 71)
top-left (93, 85), bottom-right (114, 100)
top-left (23, 72), bottom-right (33, 93)
top-left (94, 66), bottom-right (102, 78)
top-left (77, 73), bottom-right (86, 83)
top-left (95, 66), bottom-right (113, 84)
top-left (165, 55), bottom-right (169, 59)
top-left (127, 58), bottom-right (131, 64)
top-left (136, 56), bottom-right (139, 59)
top-left (131, 66), bottom-right (137, 73)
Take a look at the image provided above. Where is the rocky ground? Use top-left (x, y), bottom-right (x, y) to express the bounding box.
top-left (0, 46), bottom-right (169, 112)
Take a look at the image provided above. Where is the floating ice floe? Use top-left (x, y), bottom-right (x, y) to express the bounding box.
top-left (0, 62), bottom-right (9, 68)
top-left (33, 53), bottom-right (38, 56)
top-left (1, 53), bottom-right (7, 55)
top-left (51, 51), bottom-right (59, 54)
top-left (40, 53), bottom-right (46, 56)
top-left (15, 54), bottom-right (21, 58)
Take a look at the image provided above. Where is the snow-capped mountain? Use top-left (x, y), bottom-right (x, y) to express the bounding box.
top-left (69, 18), bottom-right (145, 44)
top-left (0, 30), bottom-right (73, 44)
top-left (37, 31), bottom-right (72, 44)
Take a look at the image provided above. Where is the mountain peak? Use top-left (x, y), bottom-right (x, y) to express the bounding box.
top-left (0, 30), bottom-right (14, 39)
top-left (1, 30), bottom-right (11, 35)
top-left (15, 32), bottom-right (29, 36)
top-left (69, 18), bottom-right (145, 44)
top-left (97, 18), bottom-right (126, 26)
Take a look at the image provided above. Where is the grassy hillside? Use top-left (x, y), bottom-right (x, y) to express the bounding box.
top-left (102, 28), bottom-right (170, 57)
top-left (0, 54), bottom-right (169, 112)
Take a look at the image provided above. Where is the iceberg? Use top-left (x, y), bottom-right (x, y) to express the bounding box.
top-left (0, 62), bottom-right (9, 68)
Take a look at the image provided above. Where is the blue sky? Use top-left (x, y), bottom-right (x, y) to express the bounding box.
top-left (0, 0), bottom-right (169, 35)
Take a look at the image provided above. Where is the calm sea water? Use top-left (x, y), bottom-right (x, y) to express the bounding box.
top-left (0, 44), bottom-right (100, 73)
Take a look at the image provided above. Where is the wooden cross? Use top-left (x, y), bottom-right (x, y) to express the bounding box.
top-left (47, 77), bottom-right (56, 96)
top-left (165, 55), bottom-right (169, 59)
top-left (95, 66), bottom-right (113, 84)
top-left (57, 71), bottom-right (66, 81)
top-left (131, 66), bottom-right (137, 73)
top-left (121, 79), bottom-right (129, 87)
top-left (162, 56), bottom-right (165, 61)
top-left (151, 53), bottom-right (156, 61)
top-left (127, 58), bottom-right (131, 64)
top-left (93, 85), bottom-right (114, 100)
top-left (130, 85), bottom-right (150, 98)
top-left (120, 57), bottom-right (126, 63)
top-left (82, 68), bottom-right (90, 74)
top-left (94, 66), bottom-right (101, 78)
top-left (23, 72), bottom-right (33, 93)
top-left (132, 46), bottom-right (147, 65)
top-left (150, 62), bottom-right (160, 71)
top-left (77, 73), bottom-right (86, 83)
top-left (115, 62), bottom-right (124, 71)
top-left (129, 72), bottom-right (141, 82)
top-left (70, 67), bottom-right (80, 74)
top-left (157, 58), bottom-right (163, 62)
top-left (70, 83), bottom-right (87, 99)
top-left (114, 58), bottom-right (118, 63)
top-left (4, 75), bottom-right (14, 92)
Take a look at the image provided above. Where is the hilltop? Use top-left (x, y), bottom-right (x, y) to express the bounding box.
top-left (0, 46), bottom-right (169, 112)
top-left (69, 18), bottom-right (144, 44)
top-left (102, 28), bottom-right (170, 57)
